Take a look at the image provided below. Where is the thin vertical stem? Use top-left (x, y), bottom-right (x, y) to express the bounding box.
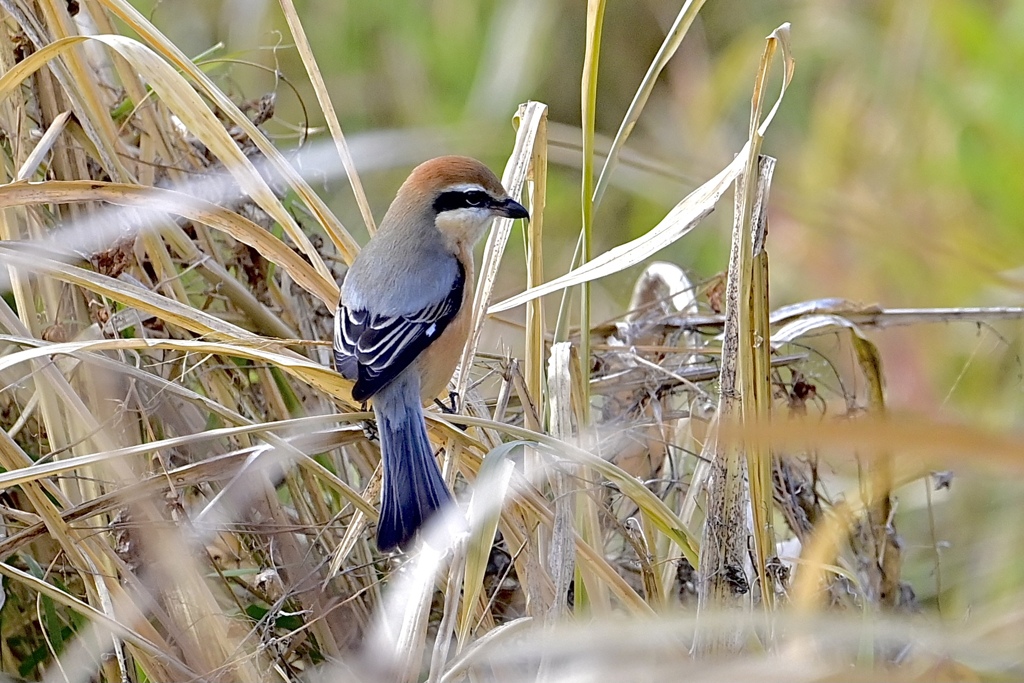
top-left (579, 0), bottom-right (606, 424)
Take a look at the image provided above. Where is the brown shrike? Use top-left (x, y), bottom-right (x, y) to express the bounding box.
top-left (334, 156), bottom-right (528, 551)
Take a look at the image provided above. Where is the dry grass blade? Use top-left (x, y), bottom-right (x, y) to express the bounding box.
top-left (773, 314), bottom-right (903, 611)
top-left (15, 110), bottom-right (70, 181)
top-left (745, 157), bottom-right (778, 611)
top-left (721, 413), bottom-right (1024, 472)
top-left (523, 108), bottom-right (549, 420)
top-left (0, 245), bottom-right (267, 342)
top-left (0, 34), bottom-right (338, 289)
top-left (422, 417), bottom-right (655, 615)
top-left (439, 617), bottom-right (534, 683)
top-left (489, 152), bottom-right (744, 314)
top-left (0, 181), bottom-right (336, 305)
top-left (453, 101), bottom-right (545, 398)
top-left (846, 331), bottom-right (902, 611)
top-left (3, 0), bottom-right (126, 181)
top-left (277, 0), bottom-right (377, 235)
top-left (431, 609), bottom-right (1016, 682)
top-left (592, 0), bottom-right (708, 208)
top-left (546, 342), bottom-right (576, 621)
top-left (0, 402), bottom-right (371, 517)
top-left (97, 0), bottom-right (362, 264)
top-left (0, 561), bottom-right (193, 677)
top-left (0, 336), bottom-right (350, 399)
top-left (489, 25), bottom-right (793, 315)
top-left (458, 444), bottom-right (518, 647)
top-left (443, 413), bottom-right (699, 564)
top-left (366, 546), bottom-right (453, 683)
top-left (695, 23), bottom-right (795, 653)
top-left (772, 302), bottom-right (1024, 330)
top-left (577, 0), bottom-right (607, 418)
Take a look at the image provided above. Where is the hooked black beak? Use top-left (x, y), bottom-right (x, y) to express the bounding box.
top-left (495, 197), bottom-right (529, 220)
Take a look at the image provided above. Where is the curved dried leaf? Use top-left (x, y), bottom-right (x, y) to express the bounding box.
top-left (0, 336), bottom-right (352, 403)
top-left (0, 33), bottom-right (341, 299)
top-left (0, 180), bottom-right (335, 304)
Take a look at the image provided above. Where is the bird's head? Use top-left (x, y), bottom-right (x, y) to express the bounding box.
top-left (387, 156), bottom-right (529, 251)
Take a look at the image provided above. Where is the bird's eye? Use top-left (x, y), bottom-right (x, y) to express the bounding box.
top-left (433, 189), bottom-right (493, 214)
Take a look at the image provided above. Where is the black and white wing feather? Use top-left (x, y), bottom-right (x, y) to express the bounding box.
top-left (334, 262), bottom-right (465, 403)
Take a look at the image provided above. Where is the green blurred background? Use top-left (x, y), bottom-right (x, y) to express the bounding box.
top-left (130, 0), bottom-right (1023, 422)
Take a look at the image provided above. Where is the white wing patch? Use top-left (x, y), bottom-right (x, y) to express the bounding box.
top-left (333, 261), bottom-right (465, 402)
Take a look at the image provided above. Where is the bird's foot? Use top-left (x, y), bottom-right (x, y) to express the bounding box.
top-left (434, 391), bottom-right (460, 414)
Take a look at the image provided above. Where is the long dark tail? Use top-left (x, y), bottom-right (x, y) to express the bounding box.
top-left (373, 374), bottom-right (454, 552)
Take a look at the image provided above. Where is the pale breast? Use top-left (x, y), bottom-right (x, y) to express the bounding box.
top-left (413, 255), bottom-right (475, 403)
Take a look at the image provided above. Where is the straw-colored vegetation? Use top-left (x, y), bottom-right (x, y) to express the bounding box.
top-left (0, 1), bottom-right (1021, 682)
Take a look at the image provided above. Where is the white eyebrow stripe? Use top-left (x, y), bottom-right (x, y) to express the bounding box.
top-left (444, 183), bottom-right (490, 194)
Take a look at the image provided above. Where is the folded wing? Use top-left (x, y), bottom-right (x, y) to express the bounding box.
top-left (334, 263), bottom-right (465, 403)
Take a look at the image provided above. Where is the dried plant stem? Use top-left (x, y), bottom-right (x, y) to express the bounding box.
top-left (695, 156), bottom-right (777, 653)
top-left (277, 0), bottom-right (377, 236)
